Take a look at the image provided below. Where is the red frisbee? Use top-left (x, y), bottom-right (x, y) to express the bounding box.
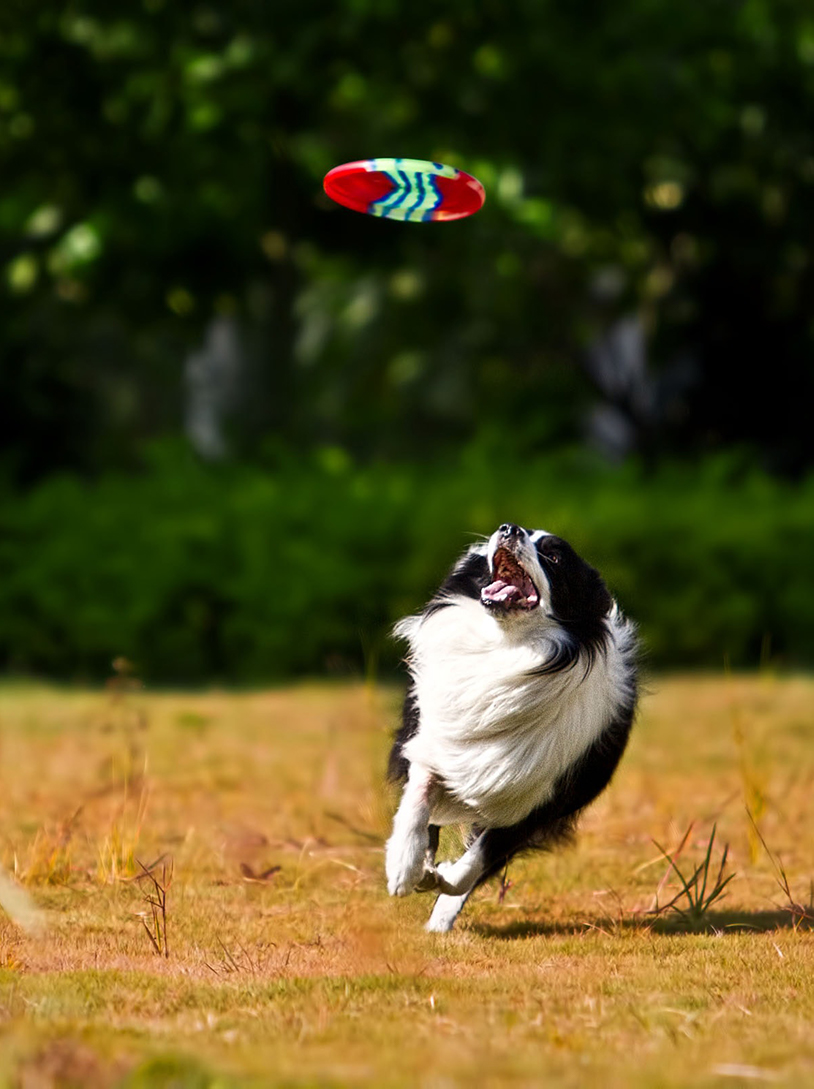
top-left (323, 158), bottom-right (485, 222)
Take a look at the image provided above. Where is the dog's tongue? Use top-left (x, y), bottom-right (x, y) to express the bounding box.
top-left (482, 579), bottom-right (525, 605)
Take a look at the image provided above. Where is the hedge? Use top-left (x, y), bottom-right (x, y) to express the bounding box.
top-left (1, 443), bottom-right (812, 682)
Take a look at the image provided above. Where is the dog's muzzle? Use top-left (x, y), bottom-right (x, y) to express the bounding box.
top-left (481, 525), bottom-right (540, 612)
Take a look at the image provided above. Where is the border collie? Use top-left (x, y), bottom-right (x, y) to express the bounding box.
top-left (386, 523), bottom-right (638, 932)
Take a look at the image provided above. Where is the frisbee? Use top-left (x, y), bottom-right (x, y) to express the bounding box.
top-left (323, 158), bottom-right (485, 222)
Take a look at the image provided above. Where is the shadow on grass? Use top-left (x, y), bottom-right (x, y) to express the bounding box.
top-left (471, 908), bottom-right (811, 941)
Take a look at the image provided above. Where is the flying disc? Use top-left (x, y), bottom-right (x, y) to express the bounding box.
top-left (323, 158), bottom-right (485, 222)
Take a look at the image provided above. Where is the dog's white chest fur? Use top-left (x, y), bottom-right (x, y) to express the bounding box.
top-left (398, 599), bottom-right (631, 827)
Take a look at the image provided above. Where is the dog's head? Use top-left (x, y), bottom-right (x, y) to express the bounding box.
top-left (482, 524), bottom-right (611, 627)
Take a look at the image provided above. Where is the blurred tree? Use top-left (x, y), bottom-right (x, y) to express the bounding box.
top-left (1, 0), bottom-right (814, 482)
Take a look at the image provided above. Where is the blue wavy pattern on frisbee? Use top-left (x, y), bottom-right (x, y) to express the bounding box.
top-left (366, 157), bottom-right (454, 222)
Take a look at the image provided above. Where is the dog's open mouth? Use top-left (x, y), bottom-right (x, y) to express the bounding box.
top-left (481, 547), bottom-right (539, 611)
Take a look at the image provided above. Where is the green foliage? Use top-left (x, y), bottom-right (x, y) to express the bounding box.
top-left (2, 1), bottom-right (814, 479)
top-left (1, 446), bottom-right (811, 683)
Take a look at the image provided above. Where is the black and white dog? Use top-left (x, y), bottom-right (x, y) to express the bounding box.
top-left (386, 523), bottom-right (638, 932)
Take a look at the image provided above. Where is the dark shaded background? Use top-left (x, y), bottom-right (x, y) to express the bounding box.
top-left (2, 1), bottom-right (813, 681)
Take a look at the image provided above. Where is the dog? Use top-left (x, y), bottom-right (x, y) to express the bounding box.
top-left (385, 522), bottom-right (638, 932)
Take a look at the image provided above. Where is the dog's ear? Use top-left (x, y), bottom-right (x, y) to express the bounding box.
top-left (588, 572), bottom-right (613, 620)
top-left (552, 559), bottom-right (612, 624)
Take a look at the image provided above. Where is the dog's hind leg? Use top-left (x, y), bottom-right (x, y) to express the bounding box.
top-left (425, 830), bottom-right (494, 931)
top-left (424, 822), bottom-right (481, 926)
top-left (427, 823), bottom-right (440, 860)
top-left (427, 810), bottom-right (576, 928)
top-left (433, 831), bottom-right (488, 897)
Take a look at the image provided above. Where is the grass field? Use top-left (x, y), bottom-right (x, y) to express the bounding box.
top-left (0, 674), bottom-right (812, 1088)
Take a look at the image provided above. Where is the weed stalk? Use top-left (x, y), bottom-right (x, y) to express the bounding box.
top-left (651, 823), bottom-right (736, 926)
top-left (136, 857), bottom-right (172, 958)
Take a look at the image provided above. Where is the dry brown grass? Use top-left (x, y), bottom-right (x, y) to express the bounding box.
top-left (0, 673), bottom-right (812, 1087)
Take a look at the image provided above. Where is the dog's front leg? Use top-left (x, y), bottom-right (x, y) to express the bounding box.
top-left (386, 766), bottom-right (438, 896)
top-left (426, 891), bottom-right (472, 932)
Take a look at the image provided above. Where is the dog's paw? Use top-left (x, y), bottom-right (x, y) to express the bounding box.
top-left (434, 858), bottom-right (476, 897)
top-left (413, 863), bottom-right (442, 893)
top-left (385, 833), bottom-right (427, 897)
top-left (387, 862), bottom-right (425, 896)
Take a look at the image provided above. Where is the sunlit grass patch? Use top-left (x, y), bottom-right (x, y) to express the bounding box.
top-left (0, 676), bottom-right (812, 1086)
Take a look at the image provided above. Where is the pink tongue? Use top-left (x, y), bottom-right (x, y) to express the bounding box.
top-left (483, 580), bottom-right (523, 603)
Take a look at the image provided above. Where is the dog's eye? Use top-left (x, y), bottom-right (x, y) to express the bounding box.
top-left (546, 552), bottom-right (560, 565)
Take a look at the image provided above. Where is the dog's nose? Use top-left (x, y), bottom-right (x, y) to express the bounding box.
top-left (498, 523), bottom-right (522, 541)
